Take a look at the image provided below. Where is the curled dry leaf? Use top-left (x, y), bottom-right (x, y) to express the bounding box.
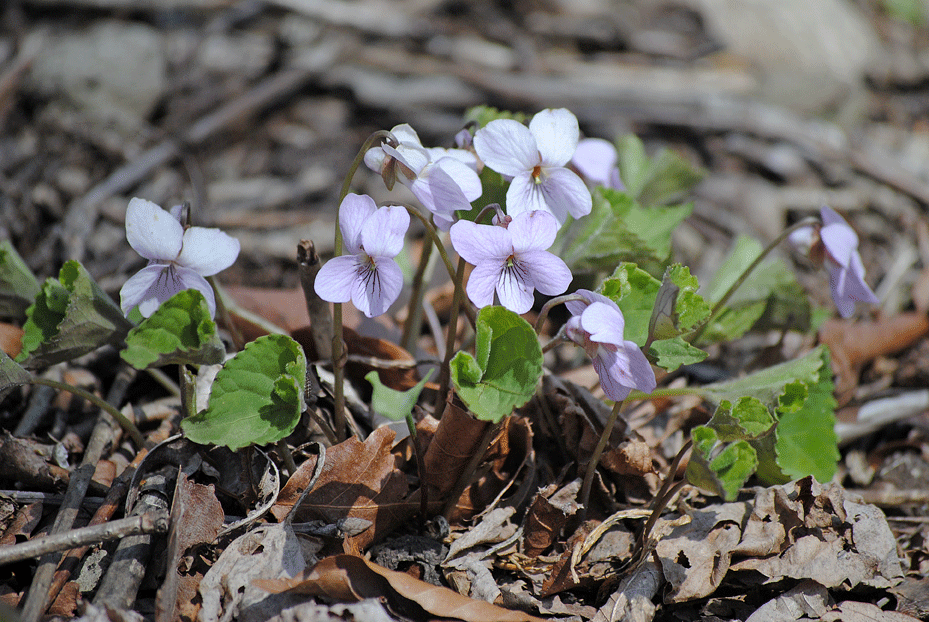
top-left (255, 553), bottom-right (547, 622)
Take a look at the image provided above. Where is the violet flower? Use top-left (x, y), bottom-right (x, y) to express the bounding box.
top-left (571, 137), bottom-right (624, 190)
top-left (119, 198), bottom-right (240, 318)
top-left (565, 290), bottom-right (656, 401)
top-left (365, 124), bottom-right (481, 230)
top-left (314, 193), bottom-right (410, 318)
top-left (449, 210), bottom-right (571, 314)
top-left (473, 108), bottom-right (592, 224)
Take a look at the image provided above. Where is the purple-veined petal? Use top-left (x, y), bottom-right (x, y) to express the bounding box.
top-left (473, 119), bottom-right (539, 177)
top-left (539, 167), bottom-right (593, 220)
top-left (509, 210), bottom-right (559, 253)
top-left (496, 261), bottom-right (535, 314)
top-left (125, 198), bottom-right (183, 262)
top-left (572, 138), bottom-right (618, 187)
top-left (338, 194), bottom-right (377, 255)
top-left (593, 350), bottom-right (633, 402)
top-left (173, 267), bottom-right (217, 317)
top-left (465, 261), bottom-right (504, 309)
top-left (352, 257), bottom-right (403, 318)
top-left (529, 108), bottom-right (579, 168)
top-left (314, 255), bottom-right (359, 304)
top-left (505, 173), bottom-right (550, 219)
top-left (579, 301), bottom-right (626, 347)
top-left (361, 205), bottom-right (409, 259)
top-left (518, 250), bottom-right (571, 297)
top-left (177, 227), bottom-right (240, 276)
top-left (450, 220), bottom-right (513, 264)
top-left (120, 264), bottom-right (167, 316)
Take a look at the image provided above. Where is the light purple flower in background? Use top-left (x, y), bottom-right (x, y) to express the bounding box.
top-left (565, 290), bottom-right (656, 401)
top-left (315, 194), bottom-right (410, 318)
top-left (364, 124), bottom-right (481, 230)
top-left (450, 210), bottom-right (571, 314)
top-left (473, 108), bottom-right (592, 224)
top-left (571, 137), bottom-right (624, 190)
top-left (120, 197), bottom-right (240, 318)
top-left (819, 205), bottom-right (879, 318)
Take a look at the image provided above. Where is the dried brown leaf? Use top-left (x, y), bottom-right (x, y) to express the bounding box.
top-left (821, 600), bottom-right (921, 622)
top-left (422, 396), bottom-right (489, 500)
top-left (255, 554), bottom-right (547, 622)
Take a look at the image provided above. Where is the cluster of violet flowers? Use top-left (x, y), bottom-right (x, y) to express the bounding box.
top-left (115, 109), bottom-right (881, 403)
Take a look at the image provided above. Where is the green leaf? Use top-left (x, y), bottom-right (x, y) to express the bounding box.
top-left (615, 134), bottom-right (705, 207)
top-left (599, 263), bottom-right (660, 347)
top-left (366, 369), bottom-right (434, 422)
top-left (701, 345), bottom-right (825, 407)
top-left (450, 306), bottom-right (543, 423)
top-left (0, 241), bottom-right (41, 318)
top-left (685, 426), bottom-right (757, 501)
top-left (181, 334), bottom-right (306, 450)
top-left (18, 261), bottom-right (134, 368)
top-left (649, 337), bottom-right (707, 371)
top-left (705, 396), bottom-right (775, 442)
top-left (120, 289), bottom-right (226, 369)
top-left (463, 105), bottom-right (528, 128)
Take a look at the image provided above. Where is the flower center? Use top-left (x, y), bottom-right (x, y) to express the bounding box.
top-left (532, 164), bottom-right (543, 184)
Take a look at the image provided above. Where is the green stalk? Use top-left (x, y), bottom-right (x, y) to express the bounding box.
top-left (534, 293), bottom-right (586, 335)
top-left (29, 377), bottom-right (145, 448)
top-left (401, 235), bottom-right (434, 354)
top-left (690, 217), bottom-right (819, 343)
top-left (436, 256), bottom-right (469, 409)
top-left (579, 397), bottom-right (627, 521)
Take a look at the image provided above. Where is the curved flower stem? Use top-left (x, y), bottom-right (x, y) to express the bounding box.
top-left (330, 130), bottom-right (395, 441)
top-left (402, 234), bottom-right (434, 354)
top-left (534, 293), bottom-right (587, 335)
top-left (401, 205), bottom-right (461, 289)
top-left (579, 397), bottom-right (628, 521)
top-left (436, 256), bottom-right (469, 409)
top-left (29, 377), bottom-right (145, 448)
top-left (690, 217), bottom-right (819, 344)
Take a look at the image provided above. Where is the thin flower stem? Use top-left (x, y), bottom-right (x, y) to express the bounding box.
top-left (436, 255), bottom-right (469, 407)
top-left (690, 217), bottom-right (819, 343)
top-left (579, 397), bottom-right (628, 521)
top-left (534, 293), bottom-right (587, 335)
top-left (330, 130), bottom-right (394, 442)
top-left (402, 234), bottom-right (434, 354)
top-left (29, 378), bottom-right (145, 448)
top-left (208, 276), bottom-right (244, 351)
top-left (405, 413), bottom-right (429, 525)
top-left (401, 205), bottom-right (460, 290)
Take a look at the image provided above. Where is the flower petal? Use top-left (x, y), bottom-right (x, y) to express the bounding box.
top-left (593, 351), bottom-right (632, 402)
top-left (473, 119), bottom-right (538, 177)
top-left (572, 138), bottom-right (618, 187)
top-left (361, 205), bottom-right (409, 258)
top-left (433, 157), bottom-right (482, 201)
top-left (505, 173), bottom-right (550, 219)
top-left (390, 123), bottom-right (423, 147)
top-left (177, 227), bottom-right (240, 276)
top-left (518, 250), bottom-right (571, 297)
top-left (465, 261), bottom-right (503, 309)
top-left (120, 264), bottom-right (167, 316)
top-left (529, 108), bottom-right (579, 167)
top-left (314, 255), bottom-right (358, 304)
top-left (539, 167), bottom-right (593, 220)
top-left (450, 220), bottom-right (513, 264)
top-left (125, 198), bottom-right (183, 262)
top-left (579, 301), bottom-right (626, 347)
top-left (352, 257), bottom-right (403, 318)
top-left (339, 194), bottom-right (377, 255)
top-left (509, 210), bottom-right (558, 253)
top-left (496, 263), bottom-right (535, 314)
top-left (383, 142), bottom-right (430, 177)
top-left (820, 222), bottom-right (858, 269)
top-left (173, 267), bottom-right (217, 317)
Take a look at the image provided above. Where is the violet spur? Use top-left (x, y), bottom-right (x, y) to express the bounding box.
top-left (120, 197), bottom-right (240, 319)
top-left (565, 290), bottom-right (656, 401)
top-left (450, 210), bottom-right (572, 315)
top-left (314, 193), bottom-right (410, 318)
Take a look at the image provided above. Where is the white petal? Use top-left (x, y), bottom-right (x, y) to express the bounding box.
top-left (450, 220), bottom-right (512, 264)
top-left (364, 147), bottom-right (387, 173)
top-left (173, 267), bottom-right (217, 317)
top-left (352, 257), bottom-right (403, 318)
top-left (314, 255), bottom-right (358, 304)
top-left (572, 138), bottom-right (618, 186)
top-left (540, 168), bottom-right (593, 220)
top-left (338, 194), bottom-right (377, 255)
top-left (505, 173), bottom-right (550, 219)
top-left (125, 198), bottom-right (183, 262)
top-left (529, 109), bottom-right (579, 167)
top-left (383, 142), bottom-right (430, 177)
top-left (466, 261), bottom-right (503, 309)
top-left (433, 157), bottom-right (482, 201)
top-left (519, 250), bottom-right (572, 297)
top-left (390, 123), bottom-right (423, 147)
top-left (177, 227), bottom-right (240, 276)
top-left (361, 205), bottom-right (409, 258)
top-left (496, 263), bottom-right (535, 314)
top-left (579, 301), bottom-right (626, 347)
top-left (119, 264), bottom-right (166, 316)
top-left (509, 210), bottom-right (558, 253)
top-left (473, 119), bottom-right (538, 177)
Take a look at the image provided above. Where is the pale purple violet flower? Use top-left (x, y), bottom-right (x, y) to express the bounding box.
top-left (571, 138), bottom-right (624, 190)
top-left (473, 108), bottom-right (592, 224)
top-left (565, 290), bottom-right (656, 401)
top-left (364, 124), bottom-right (481, 230)
top-left (119, 198), bottom-right (240, 319)
top-left (314, 194), bottom-right (410, 318)
top-left (449, 210), bottom-right (571, 314)
top-left (819, 205), bottom-right (879, 318)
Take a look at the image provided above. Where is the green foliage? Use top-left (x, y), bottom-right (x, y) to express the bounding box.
top-left (0, 349), bottom-right (33, 388)
top-left (120, 290), bottom-right (226, 369)
top-left (598, 263), bottom-right (709, 371)
top-left (883, 0), bottom-right (924, 24)
top-left (366, 369), bottom-right (433, 423)
top-left (699, 236), bottom-right (811, 344)
top-left (693, 345), bottom-right (838, 491)
top-left (614, 134), bottom-right (704, 207)
top-left (686, 426), bottom-right (758, 501)
top-left (463, 167), bottom-right (508, 220)
top-left (463, 105), bottom-right (528, 128)
top-left (0, 241), bottom-right (41, 318)
top-left (557, 189), bottom-right (690, 273)
top-left (450, 306), bottom-right (543, 423)
top-left (181, 334), bottom-right (306, 451)
top-left (18, 261), bottom-right (133, 368)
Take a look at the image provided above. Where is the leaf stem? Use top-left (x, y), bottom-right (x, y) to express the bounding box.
top-left (690, 217), bottom-right (819, 343)
top-left (436, 256), bottom-right (469, 408)
top-left (579, 397), bottom-right (627, 521)
top-left (29, 377), bottom-right (145, 448)
top-left (401, 234), bottom-right (434, 354)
